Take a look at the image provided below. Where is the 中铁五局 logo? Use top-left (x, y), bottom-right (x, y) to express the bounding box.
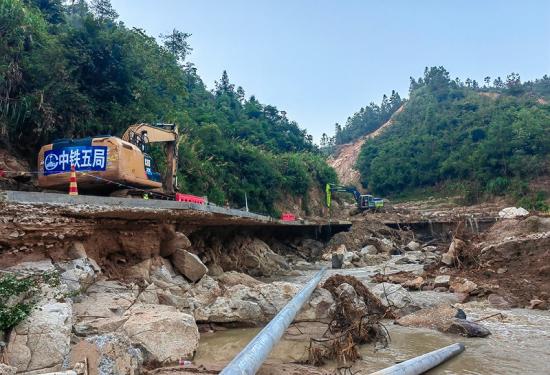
top-left (44, 153), bottom-right (59, 171)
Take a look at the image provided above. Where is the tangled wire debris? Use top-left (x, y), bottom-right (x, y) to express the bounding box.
top-left (304, 275), bottom-right (394, 367)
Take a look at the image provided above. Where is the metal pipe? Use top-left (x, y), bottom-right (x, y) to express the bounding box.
top-left (220, 267), bottom-right (327, 375)
top-left (369, 343), bottom-right (465, 375)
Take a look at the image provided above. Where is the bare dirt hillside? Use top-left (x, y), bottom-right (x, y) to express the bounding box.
top-left (328, 105), bottom-right (405, 189)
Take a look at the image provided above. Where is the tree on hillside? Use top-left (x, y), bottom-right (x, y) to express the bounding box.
top-left (90, 0), bottom-right (118, 20)
top-left (484, 76), bottom-right (491, 87)
top-left (161, 28), bottom-right (192, 63)
top-left (215, 70), bottom-right (235, 96)
top-left (24, 0), bottom-right (65, 23)
top-left (493, 77), bottom-right (504, 89)
top-left (506, 72), bottom-right (523, 95)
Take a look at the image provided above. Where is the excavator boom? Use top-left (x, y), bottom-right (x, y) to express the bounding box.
top-left (122, 123), bottom-right (179, 195)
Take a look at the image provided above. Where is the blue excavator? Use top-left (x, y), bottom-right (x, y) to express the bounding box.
top-left (325, 183), bottom-right (384, 211)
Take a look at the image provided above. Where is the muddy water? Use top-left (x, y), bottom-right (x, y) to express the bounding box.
top-left (195, 306), bottom-right (550, 374)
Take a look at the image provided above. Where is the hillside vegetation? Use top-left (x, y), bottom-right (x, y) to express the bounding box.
top-left (320, 91), bottom-right (403, 149)
top-left (357, 67), bottom-right (550, 208)
top-left (0, 0), bottom-right (336, 214)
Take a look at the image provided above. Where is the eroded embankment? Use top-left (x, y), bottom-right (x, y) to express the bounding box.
top-left (0, 201), bottom-right (348, 374)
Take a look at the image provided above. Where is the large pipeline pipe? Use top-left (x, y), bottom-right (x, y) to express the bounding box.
top-left (220, 267), bottom-right (327, 375)
top-left (369, 343), bottom-right (465, 375)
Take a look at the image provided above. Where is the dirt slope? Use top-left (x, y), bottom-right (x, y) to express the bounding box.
top-left (328, 105), bottom-right (404, 189)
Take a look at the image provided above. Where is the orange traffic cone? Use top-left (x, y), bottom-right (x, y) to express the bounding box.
top-left (69, 165), bottom-right (78, 196)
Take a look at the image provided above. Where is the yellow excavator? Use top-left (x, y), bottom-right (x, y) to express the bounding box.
top-left (38, 123), bottom-right (179, 196)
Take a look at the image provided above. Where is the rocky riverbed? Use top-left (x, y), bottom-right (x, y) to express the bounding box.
top-left (1, 202), bottom-right (549, 374)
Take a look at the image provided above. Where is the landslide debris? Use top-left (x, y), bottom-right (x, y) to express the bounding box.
top-left (323, 220), bottom-right (412, 259)
top-left (304, 275), bottom-right (391, 366)
top-left (432, 215), bottom-right (550, 307)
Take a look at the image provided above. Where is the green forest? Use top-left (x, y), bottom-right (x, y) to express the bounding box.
top-left (322, 90), bottom-right (403, 148)
top-left (0, 0), bottom-right (336, 214)
top-left (356, 67), bottom-right (550, 207)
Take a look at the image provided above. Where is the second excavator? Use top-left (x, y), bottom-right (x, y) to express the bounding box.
top-left (325, 183), bottom-right (384, 211)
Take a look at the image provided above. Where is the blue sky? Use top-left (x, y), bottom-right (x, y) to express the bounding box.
top-left (110, 0), bottom-right (550, 142)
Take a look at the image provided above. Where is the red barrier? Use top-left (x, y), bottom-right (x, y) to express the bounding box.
top-left (281, 213), bottom-right (296, 221)
top-left (176, 193), bottom-right (205, 204)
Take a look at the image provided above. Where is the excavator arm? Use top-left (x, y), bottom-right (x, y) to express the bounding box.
top-left (122, 123), bottom-right (179, 195)
top-left (325, 183), bottom-right (362, 208)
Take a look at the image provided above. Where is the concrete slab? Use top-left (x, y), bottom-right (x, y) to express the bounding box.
top-left (1, 190), bottom-right (352, 228)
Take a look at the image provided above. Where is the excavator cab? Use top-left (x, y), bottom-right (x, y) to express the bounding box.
top-left (359, 195), bottom-right (385, 210)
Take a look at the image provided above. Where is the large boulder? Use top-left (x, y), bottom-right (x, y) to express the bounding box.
top-left (371, 283), bottom-right (413, 309)
top-left (193, 281), bottom-right (333, 324)
top-left (69, 333), bottom-right (143, 375)
top-left (160, 229), bottom-right (191, 257)
top-left (150, 258), bottom-right (191, 292)
top-left (171, 249), bottom-right (208, 282)
top-left (73, 280), bottom-right (138, 336)
top-left (58, 257), bottom-right (100, 292)
top-left (498, 207), bottom-right (529, 219)
top-left (7, 301), bottom-right (72, 373)
top-left (121, 304), bottom-right (199, 363)
top-left (209, 236), bottom-right (290, 277)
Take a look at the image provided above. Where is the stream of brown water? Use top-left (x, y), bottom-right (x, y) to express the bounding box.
top-left (195, 305), bottom-right (550, 374)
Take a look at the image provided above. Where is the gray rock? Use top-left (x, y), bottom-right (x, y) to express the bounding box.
top-left (360, 245), bottom-right (378, 256)
top-left (69, 333), bottom-right (143, 375)
top-left (488, 294), bottom-right (511, 309)
top-left (394, 256), bottom-right (414, 265)
top-left (434, 275), bottom-right (451, 288)
top-left (406, 241), bottom-right (421, 251)
top-left (371, 282), bottom-right (413, 309)
top-left (447, 319), bottom-right (491, 337)
top-left (73, 280), bottom-right (138, 336)
top-left (58, 257), bottom-right (99, 292)
top-left (171, 249), bottom-right (208, 282)
top-left (6, 301), bottom-right (72, 373)
top-left (121, 304), bottom-right (199, 363)
top-left (0, 364), bottom-right (17, 375)
top-left (137, 283), bottom-right (159, 304)
top-left (331, 253), bottom-right (344, 269)
top-left (7, 260), bottom-right (54, 275)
